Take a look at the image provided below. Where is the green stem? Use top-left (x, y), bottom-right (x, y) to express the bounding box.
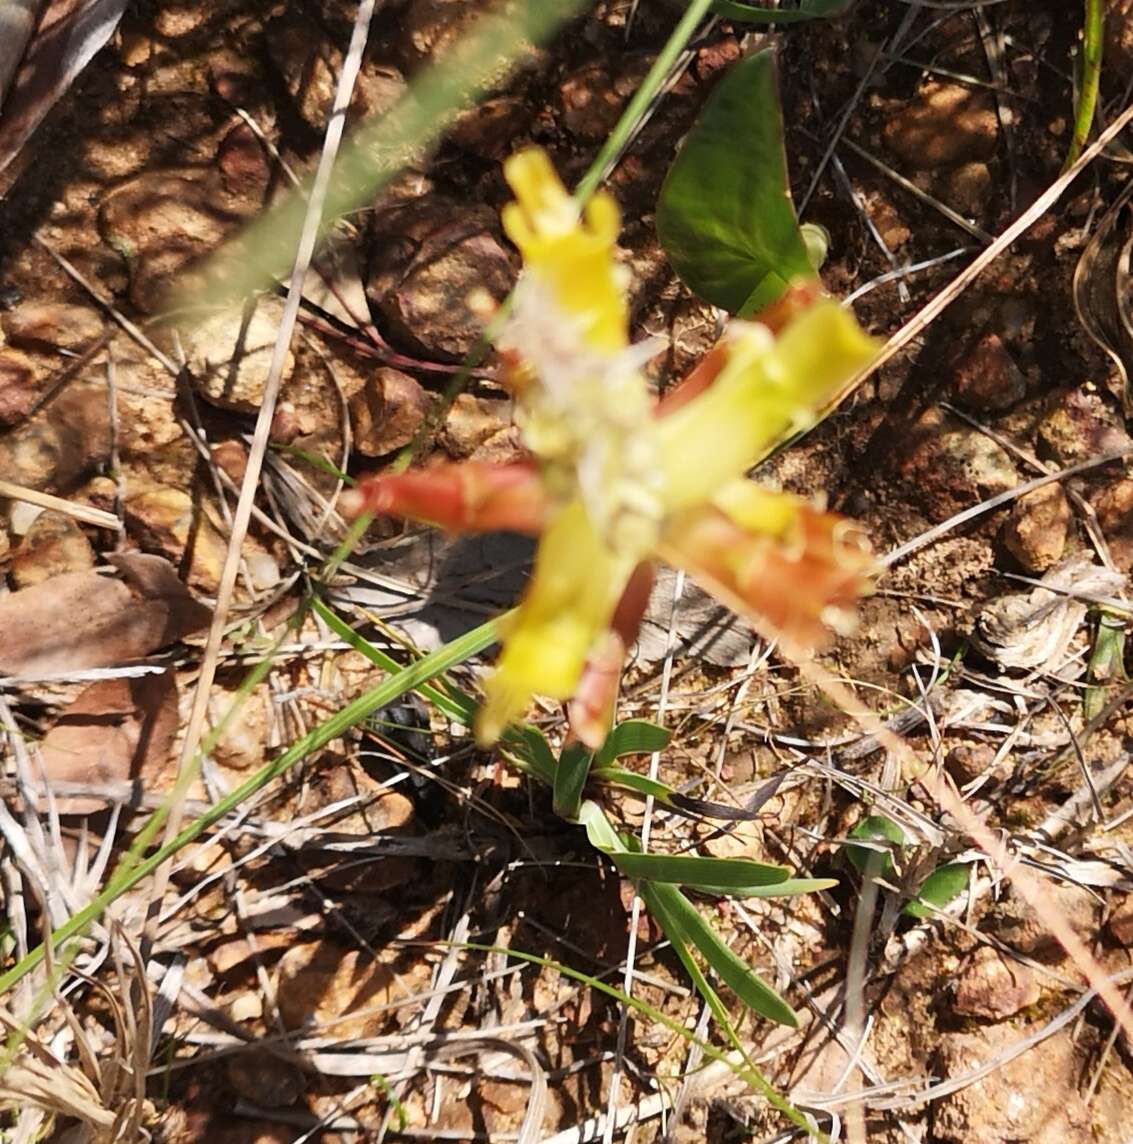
top-left (1065, 0), bottom-right (1104, 171)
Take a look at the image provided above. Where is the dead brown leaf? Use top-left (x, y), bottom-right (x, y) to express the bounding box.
top-left (36, 669), bottom-right (179, 812)
top-left (0, 0), bottom-right (129, 191)
top-left (0, 552), bottom-right (210, 677)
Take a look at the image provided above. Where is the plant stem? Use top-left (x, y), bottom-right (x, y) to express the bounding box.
top-left (1065, 0), bottom-right (1104, 171)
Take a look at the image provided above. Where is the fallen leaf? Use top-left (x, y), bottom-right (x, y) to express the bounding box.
top-left (36, 670), bottom-right (179, 813)
top-left (0, 0), bottom-right (129, 190)
top-left (0, 553), bottom-right (211, 677)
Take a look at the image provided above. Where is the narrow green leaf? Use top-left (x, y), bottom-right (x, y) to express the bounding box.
top-left (651, 882), bottom-right (799, 1026)
top-left (656, 48), bottom-right (814, 315)
top-left (506, 725), bottom-right (558, 786)
top-left (903, 862), bottom-right (972, 919)
top-left (694, 877), bottom-right (838, 899)
top-left (591, 766), bottom-right (765, 822)
top-left (846, 815), bottom-right (907, 880)
top-left (593, 719), bottom-right (672, 767)
top-left (553, 743), bottom-right (594, 821)
top-left (578, 800), bottom-right (624, 853)
top-left (709, 0), bottom-right (852, 23)
top-left (606, 851), bottom-right (791, 889)
top-left (591, 766), bottom-right (679, 804)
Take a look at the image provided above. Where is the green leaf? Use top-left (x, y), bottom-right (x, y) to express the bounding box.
top-left (593, 720), bottom-right (672, 767)
top-left (709, 0), bottom-right (852, 23)
top-left (649, 881), bottom-right (799, 1026)
top-left (608, 852), bottom-right (791, 889)
top-left (846, 815), bottom-right (907, 880)
top-left (506, 725), bottom-right (558, 786)
top-left (904, 862), bottom-right (972, 919)
top-left (656, 48), bottom-right (814, 315)
top-left (694, 877), bottom-right (838, 899)
top-left (579, 803), bottom-right (789, 888)
top-left (553, 742), bottom-right (593, 821)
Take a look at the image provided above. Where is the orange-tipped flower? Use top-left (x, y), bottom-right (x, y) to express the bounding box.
top-left (347, 148), bottom-right (880, 746)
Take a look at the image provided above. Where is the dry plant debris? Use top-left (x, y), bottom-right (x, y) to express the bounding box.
top-left (1, 2), bottom-right (1133, 1143)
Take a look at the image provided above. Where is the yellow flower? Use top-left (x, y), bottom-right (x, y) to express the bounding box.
top-left (351, 148), bottom-right (880, 747)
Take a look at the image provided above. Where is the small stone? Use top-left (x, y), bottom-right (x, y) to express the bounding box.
top-left (152, 4), bottom-right (209, 36)
top-left (210, 440), bottom-right (248, 484)
top-left (883, 81), bottom-right (999, 169)
top-left (945, 743), bottom-right (997, 786)
top-left (0, 349), bottom-right (42, 426)
top-left (10, 511), bottom-right (96, 589)
top-left (449, 96), bottom-right (531, 157)
top-left (1094, 477), bottom-right (1133, 572)
top-left (0, 385), bottom-right (111, 493)
top-left (1107, 896), bottom-right (1133, 945)
top-left (275, 942), bottom-right (400, 1039)
top-left (953, 946), bottom-right (1040, 1021)
top-left (992, 882), bottom-right (1098, 962)
top-left (245, 551), bottom-right (281, 592)
top-left (185, 296), bottom-right (295, 414)
top-left (896, 409), bottom-right (1019, 522)
top-left (225, 1051), bottom-right (303, 1109)
top-left (366, 201), bottom-right (516, 360)
top-left (207, 685), bottom-right (271, 772)
top-left (469, 424), bottom-right (526, 464)
top-left (124, 486), bottom-right (232, 593)
top-left (2, 302), bottom-right (104, 355)
top-left (440, 392), bottom-right (510, 458)
top-left (216, 123), bottom-right (270, 200)
top-left (934, 1024), bottom-right (1092, 1143)
top-left (947, 160), bottom-right (993, 217)
top-left (228, 993), bottom-right (262, 1023)
top-left (8, 501), bottom-right (42, 536)
top-left (693, 37), bottom-right (742, 82)
top-left (349, 368), bottom-right (430, 457)
top-left (557, 56), bottom-right (652, 141)
top-left (1037, 388), bottom-right (1132, 466)
top-left (1002, 484), bottom-right (1070, 572)
top-left (99, 173), bottom-right (235, 313)
top-left (950, 331), bottom-right (1026, 411)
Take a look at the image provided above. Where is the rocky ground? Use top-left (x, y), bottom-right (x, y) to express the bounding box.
top-left (2, 1), bottom-right (1133, 1142)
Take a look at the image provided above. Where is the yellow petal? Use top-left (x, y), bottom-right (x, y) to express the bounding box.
top-left (476, 500), bottom-right (634, 745)
top-left (656, 301), bottom-right (879, 513)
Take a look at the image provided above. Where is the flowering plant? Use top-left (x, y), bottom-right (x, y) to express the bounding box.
top-left (347, 148), bottom-right (878, 747)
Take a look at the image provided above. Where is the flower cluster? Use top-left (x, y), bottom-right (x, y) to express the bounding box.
top-left (348, 148), bottom-right (879, 746)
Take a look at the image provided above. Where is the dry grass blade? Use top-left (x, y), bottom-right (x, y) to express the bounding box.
top-left (0, 478), bottom-right (120, 530)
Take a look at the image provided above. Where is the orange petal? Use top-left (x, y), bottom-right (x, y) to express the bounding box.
top-left (347, 461), bottom-right (548, 535)
top-left (661, 499), bottom-right (873, 650)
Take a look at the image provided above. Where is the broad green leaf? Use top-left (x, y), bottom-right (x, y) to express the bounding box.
top-left (904, 862), bottom-right (972, 919)
top-left (846, 815), bottom-right (907, 880)
top-left (709, 0), bottom-right (852, 23)
top-left (650, 881), bottom-right (799, 1026)
top-left (593, 720), bottom-right (671, 767)
top-left (656, 48), bottom-right (814, 315)
top-left (694, 877), bottom-right (838, 899)
top-left (553, 742), bottom-right (593, 821)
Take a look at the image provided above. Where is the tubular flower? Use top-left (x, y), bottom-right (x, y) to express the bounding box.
top-left (351, 148), bottom-right (880, 747)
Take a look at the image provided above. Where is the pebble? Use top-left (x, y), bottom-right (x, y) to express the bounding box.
top-left (934, 1023), bottom-right (1092, 1143)
top-left (1001, 483), bottom-right (1070, 572)
top-left (0, 349), bottom-right (41, 426)
top-left (10, 511), bottom-right (96, 589)
top-left (185, 296), bottom-right (295, 414)
top-left (946, 160), bottom-right (993, 217)
top-left (2, 302), bottom-right (105, 354)
top-left (0, 384), bottom-right (111, 492)
top-left (349, 368), bottom-right (431, 457)
top-left (440, 392), bottom-right (510, 458)
top-left (895, 408), bottom-right (1019, 521)
top-left (944, 742), bottom-right (997, 786)
top-left (275, 942), bottom-right (399, 1040)
top-left (950, 331), bottom-right (1026, 411)
top-left (952, 946), bottom-right (1040, 1021)
top-left (883, 80), bottom-right (999, 169)
top-left (1093, 477), bottom-right (1133, 571)
top-left (990, 882), bottom-right (1097, 962)
top-left (224, 1051), bottom-right (303, 1109)
top-left (215, 123), bottom-right (271, 200)
top-left (207, 685), bottom-right (272, 772)
top-left (367, 201), bottom-right (515, 360)
top-left (1036, 387), bottom-right (1132, 466)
